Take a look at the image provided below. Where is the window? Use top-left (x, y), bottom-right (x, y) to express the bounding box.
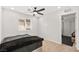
top-left (25, 19), bottom-right (31, 30)
top-left (18, 19), bottom-right (31, 31)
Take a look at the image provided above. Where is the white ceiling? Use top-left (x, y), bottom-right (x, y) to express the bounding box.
top-left (2, 6), bottom-right (78, 16)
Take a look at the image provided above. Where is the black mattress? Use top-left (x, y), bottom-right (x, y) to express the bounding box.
top-left (0, 35), bottom-right (43, 52)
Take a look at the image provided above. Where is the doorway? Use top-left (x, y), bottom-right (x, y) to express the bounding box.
top-left (62, 13), bottom-right (76, 46)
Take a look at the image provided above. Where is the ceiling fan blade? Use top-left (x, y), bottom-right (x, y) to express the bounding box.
top-left (37, 8), bottom-right (45, 12)
top-left (37, 12), bottom-right (44, 15)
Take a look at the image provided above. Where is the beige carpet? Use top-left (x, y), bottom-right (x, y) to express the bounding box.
top-left (42, 40), bottom-right (79, 52)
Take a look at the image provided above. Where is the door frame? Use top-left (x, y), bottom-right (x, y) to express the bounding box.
top-left (60, 11), bottom-right (77, 48)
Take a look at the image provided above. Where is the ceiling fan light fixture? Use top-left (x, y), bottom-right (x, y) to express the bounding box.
top-left (28, 7), bottom-right (45, 16)
top-left (34, 12), bottom-right (37, 15)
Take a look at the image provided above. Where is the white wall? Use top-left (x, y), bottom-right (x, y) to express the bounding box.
top-left (76, 10), bottom-right (79, 50)
top-left (2, 8), bottom-right (39, 41)
top-left (38, 11), bottom-right (61, 44)
top-left (0, 7), bottom-right (2, 44)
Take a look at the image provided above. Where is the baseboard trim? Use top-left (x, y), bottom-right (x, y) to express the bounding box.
top-left (45, 38), bottom-right (62, 45)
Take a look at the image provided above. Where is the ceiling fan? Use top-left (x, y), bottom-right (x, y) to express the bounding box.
top-left (28, 7), bottom-right (45, 16)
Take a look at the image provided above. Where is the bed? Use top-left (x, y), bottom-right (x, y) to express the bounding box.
top-left (0, 34), bottom-right (44, 52)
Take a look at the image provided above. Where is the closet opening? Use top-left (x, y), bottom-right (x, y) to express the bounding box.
top-left (61, 13), bottom-right (76, 46)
